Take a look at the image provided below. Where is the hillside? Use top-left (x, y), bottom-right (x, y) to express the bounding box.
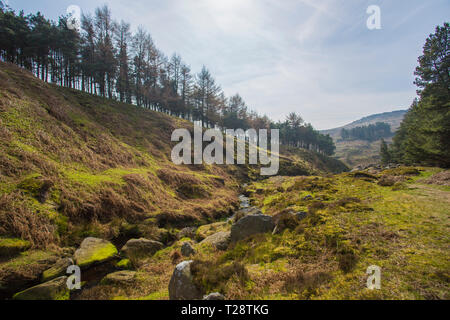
top-left (0, 62), bottom-right (347, 299)
top-left (321, 110), bottom-right (407, 168)
top-left (321, 110), bottom-right (407, 139)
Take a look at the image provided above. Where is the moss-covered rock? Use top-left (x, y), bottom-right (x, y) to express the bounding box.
top-left (181, 242), bottom-right (196, 257)
top-left (0, 238), bottom-right (31, 257)
top-left (41, 258), bottom-right (73, 282)
top-left (200, 231), bottom-right (231, 251)
top-left (121, 238), bottom-right (164, 260)
top-left (195, 222), bottom-right (228, 241)
top-left (13, 276), bottom-right (69, 300)
top-left (74, 238), bottom-right (118, 269)
top-left (230, 215), bottom-right (275, 243)
top-left (101, 271), bottom-right (136, 285)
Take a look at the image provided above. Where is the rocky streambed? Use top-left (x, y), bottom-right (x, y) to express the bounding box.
top-left (1, 189), bottom-right (307, 300)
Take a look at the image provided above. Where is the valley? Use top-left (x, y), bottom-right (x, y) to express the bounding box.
top-left (0, 63), bottom-right (448, 300)
top-left (321, 110), bottom-right (407, 168)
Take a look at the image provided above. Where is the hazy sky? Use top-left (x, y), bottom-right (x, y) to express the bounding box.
top-left (6, 0), bottom-right (450, 129)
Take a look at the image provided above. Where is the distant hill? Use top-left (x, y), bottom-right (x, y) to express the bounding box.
top-left (321, 110), bottom-right (408, 168)
top-left (322, 110), bottom-right (407, 139)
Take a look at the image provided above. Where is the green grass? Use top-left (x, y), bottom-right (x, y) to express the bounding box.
top-left (62, 166), bottom-right (151, 188)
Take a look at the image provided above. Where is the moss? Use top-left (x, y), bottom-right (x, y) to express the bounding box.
top-left (349, 171), bottom-right (378, 180)
top-left (62, 167), bottom-right (150, 188)
top-left (221, 242), bottom-right (250, 262)
top-left (195, 222), bottom-right (228, 241)
top-left (116, 259), bottom-right (133, 270)
top-left (0, 238), bottom-right (31, 257)
top-left (270, 246), bottom-right (297, 261)
top-left (0, 250), bottom-right (57, 271)
top-left (12, 277), bottom-right (70, 300)
top-left (381, 166), bottom-right (421, 176)
top-left (41, 268), bottom-right (63, 283)
top-left (392, 182), bottom-right (408, 191)
top-left (111, 289), bottom-right (168, 300)
top-left (17, 174), bottom-right (44, 196)
top-left (119, 223), bottom-right (142, 239)
top-left (138, 290), bottom-right (168, 300)
top-left (75, 242), bottom-right (118, 268)
top-left (86, 243), bottom-right (117, 263)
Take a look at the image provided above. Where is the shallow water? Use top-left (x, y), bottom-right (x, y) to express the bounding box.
top-left (239, 195), bottom-right (250, 209)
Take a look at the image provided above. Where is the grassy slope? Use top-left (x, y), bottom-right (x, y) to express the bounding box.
top-left (0, 62), bottom-right (243, 248)
top-left (334, 139), bottom-right (388, 168)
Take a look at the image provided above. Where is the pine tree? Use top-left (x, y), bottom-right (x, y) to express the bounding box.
top-left (392, 23), bottom-right (450, 167)
top-left (380, 139), bottom-right (391, 165)
top-left (115, 20), bottom-right (131, 103)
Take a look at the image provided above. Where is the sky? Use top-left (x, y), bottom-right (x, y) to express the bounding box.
top-left (5, 0), bottom-right (450, 129)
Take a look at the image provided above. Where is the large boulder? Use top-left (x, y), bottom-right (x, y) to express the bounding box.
top-left (181, 242), bottom-right (196, 257)
top-left (169, 261), bottom-right (202, 300)
top-left (121, 238), bottom-right (164, 259)
top-left (101, 271), bottom-right (137, 286)
top-left (200, 231), bottom-right (231, 251)
top-left (41, 258), bottom-right (74, 282)
top-left (230, 207), bottom-right (262, 223)
top-left (13, 276), bottom-right (69, 300)
top-left (231, 214), bottom-right (275, 243)
top-left (74, 238), bottom-right (118, 269)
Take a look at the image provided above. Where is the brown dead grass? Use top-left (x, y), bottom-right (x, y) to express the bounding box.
top-left (157, 168), bottom-right (202, 187)
top-left (191, 259), bottom-right (250, 295)
top-left (378, 175), bottom-right (407, 187)
top-left (0, 192), bottom-right (56, 248)
top-left (420, 170), bottom-right (450, 186)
